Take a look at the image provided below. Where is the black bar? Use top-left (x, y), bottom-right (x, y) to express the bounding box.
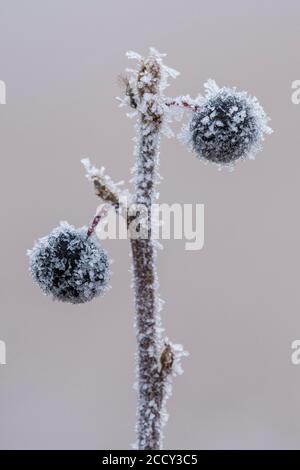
top-left (0, 450), bottom-right (298, 466)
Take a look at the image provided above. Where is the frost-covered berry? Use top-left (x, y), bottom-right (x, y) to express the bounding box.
top-left (28, 222), bottom-right (110, 304)
top-left (189, 80), bottom-right (272, 165)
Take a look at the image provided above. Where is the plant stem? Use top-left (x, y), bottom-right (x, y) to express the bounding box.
top-left (130, 55), bottom-right (165, 450)
top-left (83, 51), bottom-right (184, 450)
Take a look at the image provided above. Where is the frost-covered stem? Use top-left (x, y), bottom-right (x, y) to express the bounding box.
top-left (83, 50), bottom-right (187, 450)
top-left (130, 55), bottom-right (167, 450)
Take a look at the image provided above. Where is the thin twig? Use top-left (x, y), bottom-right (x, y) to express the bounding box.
top-left (118, 75), bottom-right (138, 109)
top-left (165, 97), bottom-right (200, 112)
top-left (87, 205), bottom-right (110, 237)
top-left (92, 178), bottom-right (120, 208)
top-left (81, 158), bottom-right (123, 210)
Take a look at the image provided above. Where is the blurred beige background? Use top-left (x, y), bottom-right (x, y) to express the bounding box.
top-left (0, 0), bottom-right (300, 450)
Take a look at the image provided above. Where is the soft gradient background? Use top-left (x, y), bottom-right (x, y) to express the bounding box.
top-left (0, 0), bottom-right (299, 450)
